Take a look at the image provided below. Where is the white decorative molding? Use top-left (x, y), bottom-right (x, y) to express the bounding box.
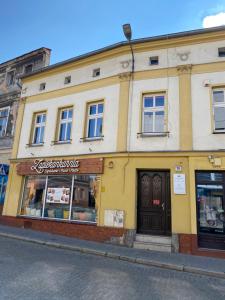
top-left (177, 52), bottom-right (190, 62)
top-left (120, 60), bottom-right (131, 69)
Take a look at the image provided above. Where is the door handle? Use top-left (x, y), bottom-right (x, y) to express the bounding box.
top-left (162, 203), bottom-right (165, 211)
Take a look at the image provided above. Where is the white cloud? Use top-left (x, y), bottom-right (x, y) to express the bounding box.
top-left (203, 12), bottom-right (225, 28)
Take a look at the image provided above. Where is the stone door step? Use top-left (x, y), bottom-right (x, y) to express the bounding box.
top-left (134, 234), bottom-right (172, 252)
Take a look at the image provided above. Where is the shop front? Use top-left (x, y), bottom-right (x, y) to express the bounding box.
top-left (16, 158), bottom-right (103, 223)
top-left (3, 153), bottom-right (225, 257)
top-left (196, 171), bottom-right (225, 251)
top-left (0, 164), bottom-right (9, 214)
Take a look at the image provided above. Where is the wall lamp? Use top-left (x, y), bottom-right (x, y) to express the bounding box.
top-left (122, 23), bottom-right (134, 73)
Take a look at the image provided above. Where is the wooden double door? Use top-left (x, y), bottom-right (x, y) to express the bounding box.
top-left (137, 171), bottom-right (171, 236)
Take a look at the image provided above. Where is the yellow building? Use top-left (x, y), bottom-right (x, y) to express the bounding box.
top-left (2, 26), bottom-right (225, 258)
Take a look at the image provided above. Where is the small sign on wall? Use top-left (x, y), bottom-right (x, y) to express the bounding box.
top-left (104, 210), bottom-right (124, 228)
top-left (173, 174), bottom-right (186, 194)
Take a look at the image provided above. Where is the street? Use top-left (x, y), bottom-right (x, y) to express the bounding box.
top-left (0, 236), bottom-right (225, 300)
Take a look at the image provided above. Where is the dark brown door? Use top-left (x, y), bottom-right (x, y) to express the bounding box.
top-left (137, 171), bottom-right (171, 235)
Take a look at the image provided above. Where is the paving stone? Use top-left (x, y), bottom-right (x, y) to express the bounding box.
top-left (0, 236), bottom-right (225, 300)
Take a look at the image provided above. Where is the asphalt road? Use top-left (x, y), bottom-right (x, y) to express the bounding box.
top-left (0, 236), bottom-right (225, 300)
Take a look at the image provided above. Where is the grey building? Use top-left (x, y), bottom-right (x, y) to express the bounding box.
top-left (0, 47), bottom-right (51, 209)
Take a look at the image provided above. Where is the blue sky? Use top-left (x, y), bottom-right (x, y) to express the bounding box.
top-left (1, 0), bottom-right (225, 64)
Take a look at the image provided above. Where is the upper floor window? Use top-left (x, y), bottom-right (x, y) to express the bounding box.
top-left (39, 82), bottom-right (46, 91)
top-left (142, 94), bottom-right (165, 134)
top-left (58, 107), bottom-right (73, 142)
top-left (0, 107), bottom-right (10, 137)
top-left (218, 47), bottom-right (225, 57)
top-left (213, 89), bottom-right (225, 132)
top-left (93, 68), bottom-right (100, 77)
top-left (24, 64), bottom-right (33, 74)
top-left (32, 112), bottom-right (46, 144)
top-left (64, 76), bottom-right (71, 84)
top-left (149, 56), bottom-right (159, 65)
top-left (87, 102), bottom-right (103, 138)
top-left (6, 71), bottom-right (15, 86)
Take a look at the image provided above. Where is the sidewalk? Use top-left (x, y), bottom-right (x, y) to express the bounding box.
top-left (0, 224), bottom-right (225, 279)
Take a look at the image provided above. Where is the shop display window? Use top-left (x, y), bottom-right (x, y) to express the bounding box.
top-left (20, 174), bottom-right (98, 223)
top-left (196, 172), bottom-right (225, 234)
top-left (44, 175), bottom-right (72, 220)
top-left (71, 175), bottom-right (97, 222)
top-left (20, 176), bottom-right (46, 217)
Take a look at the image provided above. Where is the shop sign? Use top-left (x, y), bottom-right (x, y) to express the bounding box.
top-left (31, 159), bottom-right (80, 174)
top-left (0, 164), bottom-right (9, 176)
top-left (16, 158), bottom-right (104, 175)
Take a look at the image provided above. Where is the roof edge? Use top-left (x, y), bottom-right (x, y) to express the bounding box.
top-left (0, 47), bottom-right (51, 68)
top-left (21, 25), bottom-right (225, 80)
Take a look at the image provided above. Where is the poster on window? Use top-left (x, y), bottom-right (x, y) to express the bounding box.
top-left (46, 188), bottom-right (70, 204)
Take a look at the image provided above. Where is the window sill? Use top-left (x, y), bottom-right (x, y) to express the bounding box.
top-left (137, 132), bottom-right (169, 138)
top-left (80, 136), bottom-right (104, 142)
top-left (213, 131), bottom-right (225, 134)
top-left (51, 140), bottom-right (72, 145)
top-left (26, 143), bottom-right (44, 147)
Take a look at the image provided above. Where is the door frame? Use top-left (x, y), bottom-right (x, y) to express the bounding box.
top-left (136, 169), bottom-right (171, 236)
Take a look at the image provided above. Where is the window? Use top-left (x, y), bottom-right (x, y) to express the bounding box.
top-left (20, 175), bottom-right (98, 223)
top-left (45, 175), bottom-right (72, 219)
top-left (24, 64), bottom-right (33, 74)
top-left (71, 175), bottom-right (97, 222)
top-left (142, 94), bottom-right (165, 134)
top-left (64, 76), bottom-right (71, 84)
top-left (93, 68), bottom-right (100, 77)
top-left (6, 71), bottom-right (15, 86)
top-left (196, 171), bottom-right (225, 250)
top-left (0, 107), bottom-right (10, 137)
top-left (58, 107), bottom-right (73, 142)
top-left (39, 83), bottom-right (46, 91)
top-left (32, 112), bottom-right (46, 144)
top-left (149, 56), bottom-right (159, 65)
top-left (212, 89), bottom-right (225, 132)
top-left (87, 102), bottom-right (103, 138)
top-left (218, 47), bottom-right (225, 57)
top-left (20, 176), bottom-right (46, 217)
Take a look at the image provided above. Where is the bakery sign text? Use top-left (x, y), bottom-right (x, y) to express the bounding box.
top-left (31, 159), bottom-right (80, 174)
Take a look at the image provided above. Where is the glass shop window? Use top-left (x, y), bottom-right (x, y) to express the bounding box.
top-left (20, 176), bottom-right (46, 217)
top-left (71, 175), bottom-right (98, 222)
top-left (44, 175), bottom-right (72, 220)
top-left (196, 172), bottom-right (225, 234)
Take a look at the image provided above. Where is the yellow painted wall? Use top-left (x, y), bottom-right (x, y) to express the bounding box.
top-left (5, 153), bottom-right (225, 235)
top-left (2, 162), bottom-right (23, 216)
top-left (99, 156), bottom-right (191, 234)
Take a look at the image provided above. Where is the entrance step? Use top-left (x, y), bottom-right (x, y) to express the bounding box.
top-left (133, 234), bottom-right (172, 252)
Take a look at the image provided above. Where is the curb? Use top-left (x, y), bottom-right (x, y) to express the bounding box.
top-left (0, 232), bottom-right (225, 280)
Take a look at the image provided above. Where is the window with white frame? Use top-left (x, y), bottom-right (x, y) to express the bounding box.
top-left (32, 112), bottom-right (46, 144)
top-left (0, 107), bottom-right (10, 137)
top-left (213, 89), bottom-right (225, 132)
top-left (87, 102), bottom-right (104, 138)
top-left (142, 94), bottom-right (165, 134)
top-left (58, 107), bottom-right (73, 142)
